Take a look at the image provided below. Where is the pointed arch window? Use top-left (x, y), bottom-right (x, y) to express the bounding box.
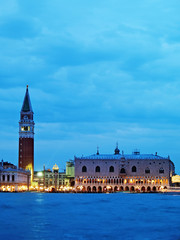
top-left (82, 166), bottom-right (87, 172)
top-left (132, 166), bottom-right (137, 172)
top-left (95, 166), bottom-right (100, 172)
top-left (120, 168), bottom-right (125, 173)
top-left (109, 166), bottom-right (114, 172)
top-left (145, 167), bottom-right (150, 174)
top-left (159, 168), bottom-right (164, 174)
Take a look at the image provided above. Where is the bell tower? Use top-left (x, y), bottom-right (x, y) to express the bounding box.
top-left (18, 85), bottom-right (34, 181)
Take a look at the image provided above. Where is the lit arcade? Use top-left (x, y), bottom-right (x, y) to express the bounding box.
top-left (75, 145), bottom-right (175, 193)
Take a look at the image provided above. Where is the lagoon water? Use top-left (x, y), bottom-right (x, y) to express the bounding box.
top-left (0, 192), bottom-right (179, 240)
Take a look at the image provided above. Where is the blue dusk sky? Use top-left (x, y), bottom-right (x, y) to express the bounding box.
top-left (0, 0), bottom-right (180, 173)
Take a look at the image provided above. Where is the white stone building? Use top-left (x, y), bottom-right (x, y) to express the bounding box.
top-left (75, 146), bottom-right (175, 193)
top-left (0, 162), bottom-right (30, 192)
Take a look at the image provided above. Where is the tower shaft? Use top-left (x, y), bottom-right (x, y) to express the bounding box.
top-left (18, 86), bottom-right (34, 181)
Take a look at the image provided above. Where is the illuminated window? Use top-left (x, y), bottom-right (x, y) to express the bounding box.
top-left (95, 166), bottom-right (100, 172)
top-left (109, 166), bottom-right (114, 172)
top-left (82, 166), bottom-right (87, 172)
top-left (132, 166), bottom-right (137, 172)
top-left (21, 126), bottom-right (30, 131)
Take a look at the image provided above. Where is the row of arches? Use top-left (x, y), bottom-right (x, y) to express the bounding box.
top-left (76, 178), bottom-right (168, 185)
top-left (76, 185), bottom-right (167, 193)
top-left (0, 174), bottom-right (15, 182)
top-left (82, 166), bottom-right (165, 174)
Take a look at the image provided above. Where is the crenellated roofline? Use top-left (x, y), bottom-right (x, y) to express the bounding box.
top-left (75, 153), bottom-right (169, 160)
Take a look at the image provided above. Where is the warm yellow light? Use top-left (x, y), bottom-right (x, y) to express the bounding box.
top-left (172, 175), bottom-right (180, 183)
top-left (37, 172), bottom-right (43, 177)
top-left (52, 163), bottom-right (59, 170)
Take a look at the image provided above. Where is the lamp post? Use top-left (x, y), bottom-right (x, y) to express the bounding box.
top-left (43, 165), bottom-right (45, 192)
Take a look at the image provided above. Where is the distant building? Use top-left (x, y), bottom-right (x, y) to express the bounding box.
top-left (0, 160), bottom-right (30, 191)
top-left (18, 85), bottom-right (35, 181)
top-left (75, 145), bottom-right (175, 193)
top-left (33, 161), bottom-right (75, 192)
top-left (66, 160), bottom-right (75, 184)
top-left (172, 175), bottom-right (180, 187)
top-left (0, 160), bottom-right (17, 169)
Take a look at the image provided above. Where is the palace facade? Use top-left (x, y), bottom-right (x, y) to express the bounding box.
top-left (75, 146), bottom-right (175, 193)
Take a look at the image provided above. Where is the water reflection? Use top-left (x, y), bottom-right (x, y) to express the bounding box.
top-left (0, 193), bottom-right (179, 240)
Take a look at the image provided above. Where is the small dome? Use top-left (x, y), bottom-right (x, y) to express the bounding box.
top-left (53, 163), bottom-right (59, 170)
top-left (114, 142), bottom-right (120, 155)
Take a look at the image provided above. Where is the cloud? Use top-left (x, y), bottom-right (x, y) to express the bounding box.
top-left (0, 17), bottom-right (41, 39)
top-left (0, 0), bottom-right (18, 17)
top-left (0, 0), bottom-right (180, 172)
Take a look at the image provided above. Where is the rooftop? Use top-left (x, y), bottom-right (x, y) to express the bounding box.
top-left (75, 145), bottom-right (169, 160)
top-left (0, 167), bottom-right (30, 174)
top-left (75, 153), bottom-right (168, 160)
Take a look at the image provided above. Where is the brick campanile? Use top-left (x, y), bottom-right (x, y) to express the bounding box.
top-left (18, 85), bottom-right (35, 181)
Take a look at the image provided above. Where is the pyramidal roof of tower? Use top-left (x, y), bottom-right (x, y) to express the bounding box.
top-left (21, 85), bottom-right (33, 112)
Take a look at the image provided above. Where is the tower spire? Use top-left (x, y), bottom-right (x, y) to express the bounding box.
top-left (97, 146), bottom-right (99, 155)
top-left (21, 85), bottom-right (33, 112)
